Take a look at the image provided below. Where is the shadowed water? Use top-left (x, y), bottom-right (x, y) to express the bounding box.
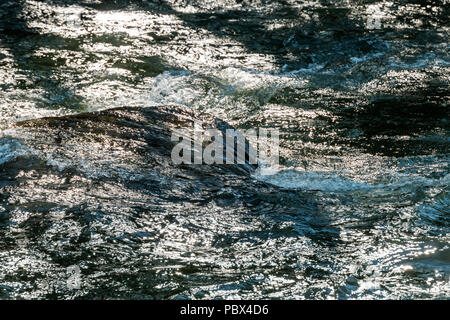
top-left (0, 0), bottom-right (449, 299)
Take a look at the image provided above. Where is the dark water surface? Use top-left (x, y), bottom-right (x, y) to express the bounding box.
top-left (0, 0), bottom-right (449, 299)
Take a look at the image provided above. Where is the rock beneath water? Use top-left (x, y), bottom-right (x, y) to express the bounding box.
top-left (0, 105), bottom-right (313, 299)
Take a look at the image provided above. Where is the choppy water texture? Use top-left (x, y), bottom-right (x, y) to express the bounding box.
top-left (0, 0), bottom-right (449, 299)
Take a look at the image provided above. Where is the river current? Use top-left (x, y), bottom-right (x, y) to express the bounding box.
top-left (0, 0), bottom-right (449, 299)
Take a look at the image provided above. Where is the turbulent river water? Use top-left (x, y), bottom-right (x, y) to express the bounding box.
top-left (0, 0), bottom-right (449, 299)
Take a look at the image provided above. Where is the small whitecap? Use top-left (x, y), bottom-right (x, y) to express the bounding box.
top-left (254, 168), bottom-right (370, 192)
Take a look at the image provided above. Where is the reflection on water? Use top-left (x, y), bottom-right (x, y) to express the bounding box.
top-left (0, 0), bottom-right (449, 299)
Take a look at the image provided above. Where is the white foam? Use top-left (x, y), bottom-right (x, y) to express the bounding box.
top-left (147, 70), bottom-right (202, 106)
top-left (0, 137), bottom-right (29, 166)
top-left (254, 163), bottom-right (450, 193)
top-left (254, 168), bottom-right (370, 192)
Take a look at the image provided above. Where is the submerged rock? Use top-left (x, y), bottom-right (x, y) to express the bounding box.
top-left (0, 105), bottom-right (314, 299)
